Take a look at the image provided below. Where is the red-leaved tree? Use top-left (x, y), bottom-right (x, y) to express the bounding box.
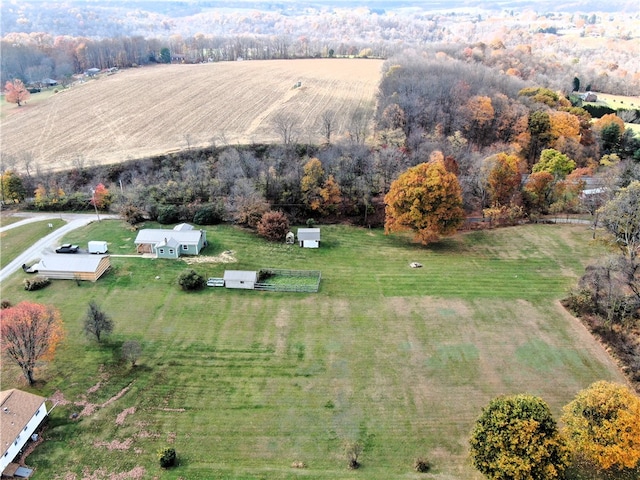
top-left (0, 301), bottom-right (64, 385)
top-left (90, 183), bottom-right (111, 210)
top-left (4, 79), bottom-right (31, 106)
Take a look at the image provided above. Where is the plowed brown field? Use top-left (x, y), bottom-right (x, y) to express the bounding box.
top-left (1, 59), bottom-right (383, 172)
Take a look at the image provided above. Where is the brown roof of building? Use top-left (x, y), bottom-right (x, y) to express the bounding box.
top-left (0, 389), bottom-right (46, 456)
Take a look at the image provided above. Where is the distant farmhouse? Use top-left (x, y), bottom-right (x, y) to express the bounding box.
top-left (134, 223), bottom-right (206, 259)
top-left (296, 228), bottom-right (321, 248)
top-left (1, 389), bottom-right (48, 477)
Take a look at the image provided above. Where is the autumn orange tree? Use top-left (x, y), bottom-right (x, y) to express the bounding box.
top-left (562, 381), bottom-right (640, 473)
top-left (384, 153), bottom-right (464, 244)
top-left (4, 79), bottom-right (31, 106)
top-left (523, 171), bottom-right (555, 214)
top-left (485, 152), bottom-right (523, 206)
top-left (0, 301), bottom-right (64, 385)
top-left (301, 157), bottom-right (324, 211)
top-left (319, 174), bottom-right (342, 215)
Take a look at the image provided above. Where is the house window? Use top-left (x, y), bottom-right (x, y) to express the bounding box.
top-left (182, 244), bottom-right (188, 251)
top-left (169, 249), bottom-right (174, 255)
top-left (36, 409), bottom-right (40, 416)
top-left (159, 248), bottom-right (164, 254)
top-left (4, 452), bottom-right (8, 457)
top-left (23, 426), bottom-right (28, 431)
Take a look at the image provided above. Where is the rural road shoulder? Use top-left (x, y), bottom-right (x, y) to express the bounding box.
top-left (0, 212), bottom-right (118, 284)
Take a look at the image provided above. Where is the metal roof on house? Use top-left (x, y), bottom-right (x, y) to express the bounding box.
top-left (223, 270), bottom-right (258, 282)
top-left (35, 254), bottom-right (107, 273)
top-left (157, 237), bottom-right (180, 248)
top-left (173, 223), bottom-right (193, 231)
top-left (296, 228), bottom-right (321, 241)
top-left (1, 389), bottom-right (46, 457)
top-left (134, 228), bottom-right (202, 245)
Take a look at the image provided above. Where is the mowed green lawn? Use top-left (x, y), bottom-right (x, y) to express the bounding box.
top-left (0, 221), bottom-right (626, 479)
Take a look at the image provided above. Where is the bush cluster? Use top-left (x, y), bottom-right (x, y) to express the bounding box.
top-left (177, 270), bottom-right (205, 291)
top-left (23, 276), bottom-right (51, 291)
top-left (157, 447), bottom-right (176, 468)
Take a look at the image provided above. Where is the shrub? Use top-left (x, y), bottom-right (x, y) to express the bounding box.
top-left (158, 447), bottom-right (176, 468)
top-left (193, 202), bottom-right (225, 225)
top-left (178, 270), bottom-right (205, 291)
top-left (413, 457), bottom-right (431, 473)
top-left (257, 210), bottom-right (290, 241)
top-left (157, 204), bottom-right (180, 224)
top-left (563, 288), bottom-right (597, 316)
top-left (345, 442), bottom-right (362, 469)
top-left (122, 340), bottom-right (142, 367)
top-left (1, 300), bottom-right (12, 309)
top-left (119, 204), bottom-right (146, 225)
top-left (23, 276), bottom-right (51, 291)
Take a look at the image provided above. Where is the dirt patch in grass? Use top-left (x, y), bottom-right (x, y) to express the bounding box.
top-left (56, 465), bottom-right (146, 479)
top-left (77, 383), bottom-right (133, 417)
top-left (182, 250), bottom-right (237, 264)
top-left (93, 438), bottom-right (133, 450)
top-left (115, 407), bottom-right (136, 425)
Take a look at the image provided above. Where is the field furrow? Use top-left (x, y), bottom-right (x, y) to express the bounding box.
top-left (1, 59), bottom-right (383, 171)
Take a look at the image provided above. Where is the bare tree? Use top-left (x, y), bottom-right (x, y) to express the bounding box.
top-left (319, 110), bottom-right (336, 144)
top-left (83, 300), bottom-right (114, 343)
top-left (348, 107), bottom-right (369, 144)
top-left (122, 340), bottom-right (142, 366)
top-left (271, 113), bottom-right (300, 146)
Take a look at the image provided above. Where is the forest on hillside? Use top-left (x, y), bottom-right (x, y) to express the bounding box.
top-left (2, 0), bottom-right (638, 94)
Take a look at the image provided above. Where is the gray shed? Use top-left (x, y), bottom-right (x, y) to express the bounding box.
top-left (223, 270), bottom-right (257, 290)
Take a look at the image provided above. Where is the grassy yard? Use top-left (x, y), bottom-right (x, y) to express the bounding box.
top-left (0, 219), bottom-right (66, 269)
top-left (0, 221), bottom-right (626, 479)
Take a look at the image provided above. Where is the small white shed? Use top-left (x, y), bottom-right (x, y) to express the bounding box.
top-left (296, 228), bottom-right (321, 248)
top-left (223, 270), bottom-right (258, 290)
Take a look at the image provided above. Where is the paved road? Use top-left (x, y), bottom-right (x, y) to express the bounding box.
top-left (0, 212), bottom-right (118, 284)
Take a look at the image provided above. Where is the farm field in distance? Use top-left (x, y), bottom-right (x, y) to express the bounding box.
top-left (0, 59), bottom-right (383, 172)
top-left (0, 220), bottom-right (627, 479)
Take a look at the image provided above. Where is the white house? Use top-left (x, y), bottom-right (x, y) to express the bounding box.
top-left (223, 270), bottom-right (257, 289)
top-left (1, 389), bottom-right (48, 475)
top-left (296, 228), bottom-right (321, 248)
top-left (134, 223), bottom-right (207, 258)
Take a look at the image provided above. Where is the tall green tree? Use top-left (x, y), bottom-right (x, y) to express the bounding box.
top-left (160, 47), bottom-right (171, 63)
top-left (384, 153), bottom-right (464, 244)
top-left (526, 111), bottom-right (553, 165)
top-left (469, 394), bottom-right (569, 480)
top-left (532, 149), bottom-right (576, 179)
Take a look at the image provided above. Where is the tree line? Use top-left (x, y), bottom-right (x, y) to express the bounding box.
top-left (2, 51), bottom-right (639, 228)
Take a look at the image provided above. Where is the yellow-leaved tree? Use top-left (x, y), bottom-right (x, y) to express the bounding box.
top-left (384, 152), bottom-right (464, 244)
top-left (562, 381), bottom-right (640, 472)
